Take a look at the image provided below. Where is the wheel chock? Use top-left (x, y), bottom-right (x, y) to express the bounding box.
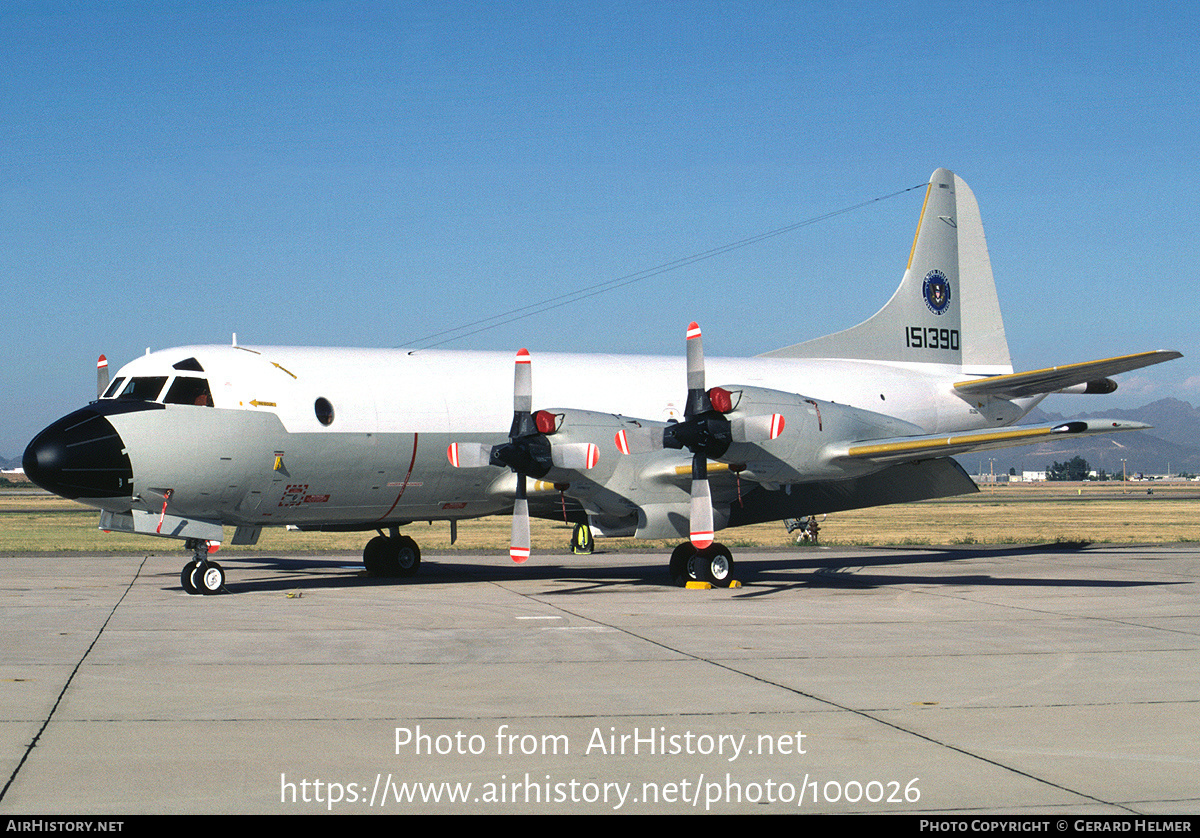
top-left (684, 579), bottom-right (742, 589)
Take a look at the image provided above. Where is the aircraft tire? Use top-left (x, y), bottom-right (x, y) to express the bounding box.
top-left (698, 543), bottom-right (734, 588)
top-left (394, 535), bottom-right (421, 578)
top-left (194, 561), bottom-right (225, 595)
top-left (180, 564), bottom-right (199, 595)
top-left (669, 542), bottom-right (697, 587)
top-left (363, 536), bottom-right (392, 576)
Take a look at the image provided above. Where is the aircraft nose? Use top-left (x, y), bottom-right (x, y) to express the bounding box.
top-left (23, 407), bottom-right (135, 499)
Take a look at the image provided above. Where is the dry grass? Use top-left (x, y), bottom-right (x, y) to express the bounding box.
top-left (816, 484), bottom-right (1200, 546)
top-left (1, 482), bottom-right (1197, 555)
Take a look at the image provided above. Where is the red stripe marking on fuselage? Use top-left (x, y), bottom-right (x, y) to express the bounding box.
top-left (375, 433), bottom-right (420, 523)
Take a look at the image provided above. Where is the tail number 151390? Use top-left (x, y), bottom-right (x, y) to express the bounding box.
top-left (905, 326), bottom-right (960, 351)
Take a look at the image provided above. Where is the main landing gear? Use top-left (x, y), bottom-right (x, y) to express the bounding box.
top-left (362, 530), bottom-right (422, 578)
top-left (180, 538), bottom-right (225, 595)
top-left (669, 541), bottom-right (735, 588)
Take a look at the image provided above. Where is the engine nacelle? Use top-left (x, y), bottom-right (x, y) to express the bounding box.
top-left (713, 384), bottom-right (926, 484)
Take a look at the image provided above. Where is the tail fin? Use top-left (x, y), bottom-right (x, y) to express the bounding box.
top-left (763, 169), bottom-right (1012, 374)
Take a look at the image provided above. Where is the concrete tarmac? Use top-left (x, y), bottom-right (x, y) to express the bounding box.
top-left (0, 543), bottom-right (1197, 814)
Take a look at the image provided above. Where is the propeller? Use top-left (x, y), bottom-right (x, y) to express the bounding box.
top-left (675, 323), bottom-right (721, 548)
top-left (97, 355), bottom-right (109, 399)
top-left (447, 349), bottom-right (598, 563)
top-left (615, 322), bottom-right (785, 550)
top-left (500, 348), bottom-right (537, 562)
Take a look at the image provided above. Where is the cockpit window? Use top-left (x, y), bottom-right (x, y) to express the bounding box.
top-left (117, 376), bottom-right (168, 402)
top-left (164, 377), bottom-right (214, 407)
top-left (102, 377), bottom-right (126, 399)
top-left (173, 357), bottom-right (205, 372)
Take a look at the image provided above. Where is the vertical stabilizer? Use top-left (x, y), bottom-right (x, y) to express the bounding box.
top-left (952, 173), bottom-right (1011, 374)
top-left (763, 169), bottom-right (1011, 373)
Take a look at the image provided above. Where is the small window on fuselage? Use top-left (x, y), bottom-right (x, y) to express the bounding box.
top-left (118, 376), bottom-right (168, 402)
top-left (164, 377), bottom-right (214, 407)
top-left (314, 397), bottom-right (334, 426)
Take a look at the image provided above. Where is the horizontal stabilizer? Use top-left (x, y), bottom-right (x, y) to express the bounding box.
top-left (954, 351), bottom-right (1181, 399)
top-left (835, 418), bottom-right (1151, 465)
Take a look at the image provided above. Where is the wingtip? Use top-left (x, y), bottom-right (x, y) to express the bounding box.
top-left (1052, 419), bottom-right (1153, 434)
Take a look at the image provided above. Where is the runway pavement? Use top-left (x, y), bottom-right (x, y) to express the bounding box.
top-left (0, 543), bottom-right (1197, 814)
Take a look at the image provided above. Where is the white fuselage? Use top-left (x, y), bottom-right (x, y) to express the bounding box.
top-left (111, 344), bottom-right (1018, 436)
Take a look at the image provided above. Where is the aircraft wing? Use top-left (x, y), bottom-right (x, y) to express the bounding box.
top-left (831, 418), bottom-right (1150, 465)
top-left (953, 350), bottom-right (1182, 399)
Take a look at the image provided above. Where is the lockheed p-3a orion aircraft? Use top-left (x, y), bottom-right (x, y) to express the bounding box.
top-left (23, 169), bottom-right (1180, 594)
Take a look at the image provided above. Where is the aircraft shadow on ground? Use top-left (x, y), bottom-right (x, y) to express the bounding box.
top-left (157, 542), bottom-right (1176, 597)
top-left (162, 553), bottom-right (672, 595)
top-left (736, 542), bottom-right (1175, 597)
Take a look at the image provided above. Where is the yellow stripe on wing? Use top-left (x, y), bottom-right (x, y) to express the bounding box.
top-left (846, 426), bottom-right (1054, 458)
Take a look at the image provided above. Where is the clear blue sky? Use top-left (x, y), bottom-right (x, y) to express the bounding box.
top-left (3, 1), bottom-right (1196, 455)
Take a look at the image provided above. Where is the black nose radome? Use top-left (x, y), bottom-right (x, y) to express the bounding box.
top-left (24, 406), bottom-right (135, 499)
